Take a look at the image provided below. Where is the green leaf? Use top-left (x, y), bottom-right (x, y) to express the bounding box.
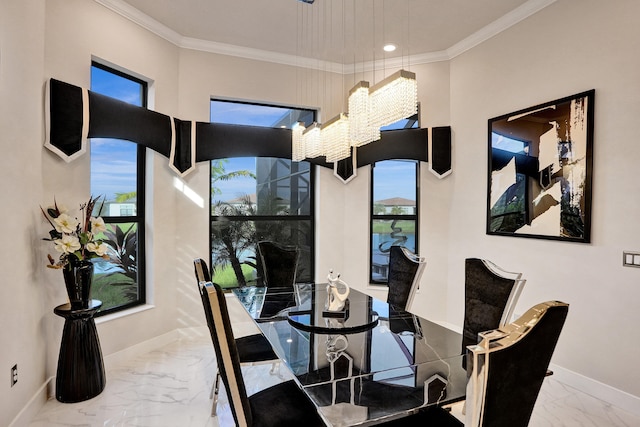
top-left (79, 232), bottom-right (91, 245)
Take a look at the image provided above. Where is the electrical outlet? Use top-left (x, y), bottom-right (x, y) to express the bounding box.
top-left (11, 364), bottom-right (17, 387)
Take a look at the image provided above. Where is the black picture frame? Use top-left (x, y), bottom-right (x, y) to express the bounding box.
top-left (486, 90), bottom-right (595, 243)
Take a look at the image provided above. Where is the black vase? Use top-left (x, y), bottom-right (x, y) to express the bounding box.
top-left (62, 259), bottom-right (93, 309)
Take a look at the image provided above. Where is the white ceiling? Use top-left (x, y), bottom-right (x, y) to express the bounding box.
top-left (98, 0), bottom-right (555, 70)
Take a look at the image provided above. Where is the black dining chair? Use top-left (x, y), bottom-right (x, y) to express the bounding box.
top-left (462, 258), bottom-right (526, 356)
top-left (198, 280), bottom-right (327, 427)
top-left (386, 300), bottom-right (569, 427)
top-left (464, 300), bottom-right (569, 427)
top-left (386, 246), bottom-right (426, 311)
top-left (257, 241), bottom-right (299, 289)
top-left (194, 258), bottom-right (278, 416)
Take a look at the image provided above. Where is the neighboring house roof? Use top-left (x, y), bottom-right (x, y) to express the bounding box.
top-left (375, 197), bottom-right (415, 206)
top-left (226, 194), bottom-right (257, 204)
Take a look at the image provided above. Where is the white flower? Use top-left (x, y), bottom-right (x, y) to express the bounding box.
top-left (87, 242), bottom-right (108, 256)
top-left (53, 213), bottom-right (79, 234)
top-left (90, 217), bottom-right (107, 233)
top-left (54, 203), bottom-right (68, 214)
top-left (53, 235), bottom-right (81, 254)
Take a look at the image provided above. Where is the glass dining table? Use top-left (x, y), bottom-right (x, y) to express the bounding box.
top-left (232, 283), bottom-right (467, 426)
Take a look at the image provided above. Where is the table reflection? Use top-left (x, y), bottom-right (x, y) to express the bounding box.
top-left (232, 283), bottom-right (466, 426)
top-left (286, 285), bottom-right (379, 334)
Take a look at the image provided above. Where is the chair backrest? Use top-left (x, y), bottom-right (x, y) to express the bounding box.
top-left (257, 241), bottom-right (299, 288)
top-left (466, 300), bottom-right (569, 427)
top-left (386, 246), bottom-right (426, 310)
top-left (199, 280), bottom-right (253, 427)
top-left (194, 258), bottom-right (212, 284)
top-left (462, 258), bottom-right (526, 352)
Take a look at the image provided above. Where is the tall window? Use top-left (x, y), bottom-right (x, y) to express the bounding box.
top-left (90, 62), bottom-right (146, 315)
top-left (370, 114), bottom-right (420, 284)
top-left (210, 100), bottom-right (315, 288)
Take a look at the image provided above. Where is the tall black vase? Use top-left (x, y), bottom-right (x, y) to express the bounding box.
top-left (62, 259), bottom-right (93, 309)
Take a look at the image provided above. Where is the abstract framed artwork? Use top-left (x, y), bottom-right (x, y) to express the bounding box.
top-left (487, 90), bottom-right (595, 242)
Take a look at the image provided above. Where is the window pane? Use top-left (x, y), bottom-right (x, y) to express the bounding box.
top-left (211, 219), bottom-right (312, 287)
top-left (92, 222), bottom-right (139, 309)
top-left (90, 65), bottom-right (142, 215)
top-left (371, 219), bottom-right (416, 282)
top-left (90, 139), bottom-right (137, 214)
top-left (210, 99), bottom-right (315, 289)
top-left (90, 62), bottom-right (145, 315)
top-left (91, 66), bottom-right (143, 105)
top-left (371, 115), bottom-right (419, 284)
top-left (212, 158), bottom-right (311, 216)
top-left (373, 160), bottom-right (417, 215)
top-left (210, 100), bottom-right (314, 128)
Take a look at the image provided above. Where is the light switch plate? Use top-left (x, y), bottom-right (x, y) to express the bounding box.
top-left (622, 251), bottom-right (640, 268)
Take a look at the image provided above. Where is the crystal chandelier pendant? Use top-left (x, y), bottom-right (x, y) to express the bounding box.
top-left (369, 69), bottom-right (418, 129)
top-left (303, 123), bottom-right (323, 159)
top-left (322, 113), bottom-right (351, 162)
top-left (348, 81), bottom-right (379, 147)
top-left (291, 122), bottom-right (306, 162)
top-left (291, 1), bottom-right (418, 164)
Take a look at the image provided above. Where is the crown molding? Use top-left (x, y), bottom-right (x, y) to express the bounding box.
top-left (447, 0), bottom-right (557, 59)
top-left (94, 0), bottom-right (557, 72)
top-left (94, 0), bottom-right (184, 45)
top-left (181, 37), bottom-right (345, 74)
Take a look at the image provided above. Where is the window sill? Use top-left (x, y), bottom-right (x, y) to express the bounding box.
top-left (95, 304), bottom-right (155, 325)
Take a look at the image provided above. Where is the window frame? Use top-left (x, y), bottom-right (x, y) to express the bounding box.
top-left (90, 61), bottom-right (147, 316)
top-left (209, 98), bottom-right (316, 288)
top-left (369, 160), bottom-right (420, 285)
top-left (369, 111), bottom-right (421, 285)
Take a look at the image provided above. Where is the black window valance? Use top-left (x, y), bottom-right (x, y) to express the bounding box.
top-left (44, 78), bottom-right (451, 180)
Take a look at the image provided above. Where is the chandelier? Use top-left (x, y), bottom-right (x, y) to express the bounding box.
top-left (368, 70), bottom-right (418, 130)
top-left (291, 1), bottom-right (417, 163)
top-left (292, 70), bottom-right (417, 162)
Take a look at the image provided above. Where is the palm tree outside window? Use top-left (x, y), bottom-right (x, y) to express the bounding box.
top-left (209, 100), bottom-right (316, 288)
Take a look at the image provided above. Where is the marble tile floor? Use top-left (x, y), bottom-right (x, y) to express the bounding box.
top-left (30, 326), bottom-right (640, 427)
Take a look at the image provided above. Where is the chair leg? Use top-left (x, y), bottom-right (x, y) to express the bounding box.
top-left (209, 375), bottom-right (216, 399)
top-left (269, 361), bottom-right (279, 375)
top-left (211, 370), bottom-right (221, 417)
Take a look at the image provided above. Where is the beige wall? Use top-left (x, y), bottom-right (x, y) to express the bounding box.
top-left (0, 0), bottom-right (47, 425)
top-left (41, 0), bottom-right (183, 359)
top-left (2, 0), bottom-right (640, 425)
top-left (446, 0), bottom-right (640, 399)
top-left (1, 0), bottom-right (183, 424)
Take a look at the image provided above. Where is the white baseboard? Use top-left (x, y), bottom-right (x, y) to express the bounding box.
top-left (548, 363), bottom-right (640, 417)
top-left (8, 376), bottom-right (54, 427)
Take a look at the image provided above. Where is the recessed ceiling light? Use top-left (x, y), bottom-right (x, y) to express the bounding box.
top-left (383, 44), bottom-right (397, 52)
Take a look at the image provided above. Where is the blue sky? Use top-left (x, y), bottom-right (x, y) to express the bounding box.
top-left (90, 66), bottom-right (140, 201)
top-left (210, 101), bottom-right (299, 127)
top-left (372, 160), bottom-right (417, 201)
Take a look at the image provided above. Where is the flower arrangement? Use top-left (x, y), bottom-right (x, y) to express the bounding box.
top-left (41, 196), bottom-right (109, 269)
